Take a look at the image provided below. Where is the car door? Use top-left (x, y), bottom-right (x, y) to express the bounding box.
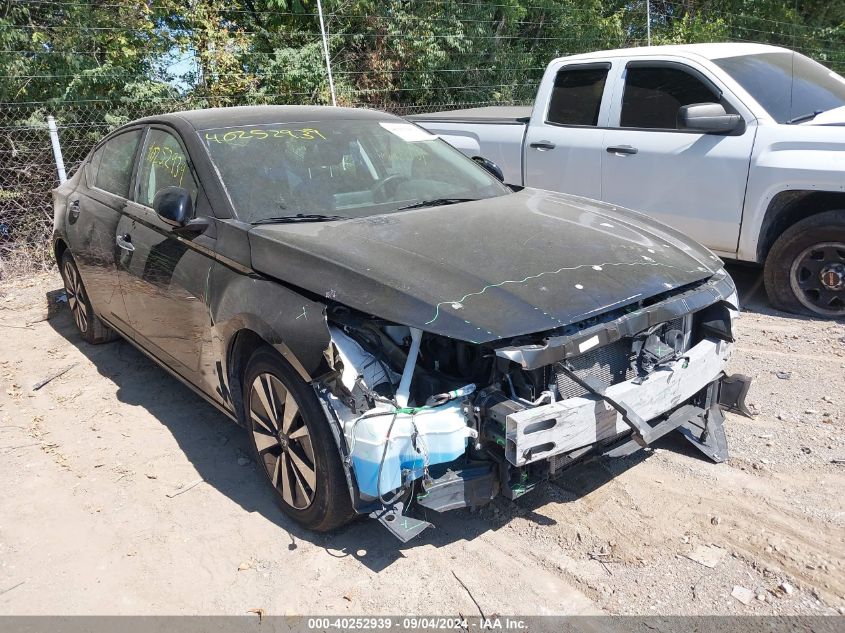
top-left (66, 129), bottom-right (142, 333)
top-left (115, 125), bottom-right (217, 384)
top-left (600, 59), bottom-right (756, 254)
top-left (523, 60), bottom-right (616, 200)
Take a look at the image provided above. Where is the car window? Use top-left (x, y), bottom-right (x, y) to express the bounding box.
top-left (138, 129), bottom-right (198, 208)
top-left (621, 66), bottom-right (719, 129)
top-left (85, 145), bottom-right (104, 188)
top-left (547, 66), bottom-right (609, 126)
top-left (93, 130), bottom-right (141, 197)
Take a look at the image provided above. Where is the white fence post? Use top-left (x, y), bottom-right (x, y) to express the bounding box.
top-left (316, 0), bottom-right (337, 106)
top-left (46, 115), bottom-right (67, 184)
top-left (646, 0), bottom-right (652, 46)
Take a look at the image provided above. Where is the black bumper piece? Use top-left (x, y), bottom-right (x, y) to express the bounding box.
top-left (602, 373), bottom-right (752, 463)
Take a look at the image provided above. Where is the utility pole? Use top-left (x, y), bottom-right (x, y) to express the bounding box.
top-left (316, 0), bottom-right (337, 106)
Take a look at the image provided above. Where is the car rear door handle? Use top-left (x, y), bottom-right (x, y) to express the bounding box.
top-left (116, 234), bottom-right (135, 252)
top-left (606, 145), bottom-right (638, 155)
top-left (529, 141), bottom-right (556, 151)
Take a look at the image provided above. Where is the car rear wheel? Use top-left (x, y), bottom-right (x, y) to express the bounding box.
top-left (59, 252), bottom-right (116, 344)
top-left (243, 347), bottom-right (354, 532)
top-left (764, 210), bottom-right (845, 318)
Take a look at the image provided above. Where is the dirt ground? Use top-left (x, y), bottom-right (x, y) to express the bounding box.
top-left (0, 265), bottom-right (843, 616)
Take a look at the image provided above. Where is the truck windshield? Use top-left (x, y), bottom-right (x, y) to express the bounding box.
top-left (714, 51), bottom-right (845, 124)
top-left (199, 119), bottom-right (509, 222)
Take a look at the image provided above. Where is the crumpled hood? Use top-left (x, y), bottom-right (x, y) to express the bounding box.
top-left (248, 189), bottom-right (722, 343)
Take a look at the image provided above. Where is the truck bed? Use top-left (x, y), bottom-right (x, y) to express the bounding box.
top-left (407, 105), bottom-right (533, 125)
top-left (408, 107), bottom-right (532, 185)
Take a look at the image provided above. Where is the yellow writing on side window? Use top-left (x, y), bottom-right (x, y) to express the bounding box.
top-left (146, 145), bottom-right (187, 187)
top-left (204, 128), bottom-right (327, 145)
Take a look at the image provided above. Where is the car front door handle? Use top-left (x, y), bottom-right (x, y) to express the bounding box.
top-left (116, 234), bottom-right (135, 252)
top-left (606, 145), bottom-right (639, 155)
top-left (529, 141), bottom-right (556, 151)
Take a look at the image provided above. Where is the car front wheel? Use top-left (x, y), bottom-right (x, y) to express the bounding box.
top-left (243, 347), bottom-right (354, 532)
top-left (764, 210), bottom-right (845, 318)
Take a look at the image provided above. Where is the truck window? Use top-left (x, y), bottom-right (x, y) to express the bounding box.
top-left (621, 66), bottom-right (718, 129)
top-left (546, 66), bottom-right (609, 126)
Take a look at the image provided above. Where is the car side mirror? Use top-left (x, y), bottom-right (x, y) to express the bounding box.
top-left (472, 156), bottom-right (505, 182)
top-left (678, 103), bottom-right (742, 134)
top-left (153, 186), bottom-right (193, 226)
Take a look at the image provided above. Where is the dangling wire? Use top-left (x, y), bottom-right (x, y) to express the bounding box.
top-left (376, 412), bottom-right (408, 506)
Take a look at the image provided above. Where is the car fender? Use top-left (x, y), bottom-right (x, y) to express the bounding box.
top-left (209, 266), bottom-right (331, 396)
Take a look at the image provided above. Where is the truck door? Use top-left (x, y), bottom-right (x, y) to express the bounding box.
top-left (600, 59), bottom-right (756, 255)
top-left (523, 61), bottom-right (615, 200)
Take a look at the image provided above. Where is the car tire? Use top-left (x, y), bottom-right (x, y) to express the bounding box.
top-left (243, 346), bottom-right (354, 532)
top-left (59, 252), bottom-right (117, 344)
top-left (763, 210), bottom-right (845, 318)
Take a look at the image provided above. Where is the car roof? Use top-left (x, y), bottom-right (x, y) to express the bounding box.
top-left (133, 105), bottom-right (401, 131)
top-left (554, 42), bottom-right (788, 64)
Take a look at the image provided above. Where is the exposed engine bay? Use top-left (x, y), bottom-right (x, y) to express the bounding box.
top-left (314, 271), bottom-right (752, 541)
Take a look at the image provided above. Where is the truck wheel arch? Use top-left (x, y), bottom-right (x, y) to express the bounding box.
top-left (757, 190), bottom-right (845, 262)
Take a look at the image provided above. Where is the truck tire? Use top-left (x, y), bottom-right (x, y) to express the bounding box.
top-left (243, 346), bottom-right (354, 532)
top-left (59, 251), bottom-right (118, 344)
top-left (763, 210), bottom-right (845, 318)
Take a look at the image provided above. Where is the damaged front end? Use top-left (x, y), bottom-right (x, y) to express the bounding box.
top-left (312, 270), bottom-right (751, 541)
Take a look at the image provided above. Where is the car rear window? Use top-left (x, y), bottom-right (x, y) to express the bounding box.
top-left (92, 130), bottom-right (142, 197)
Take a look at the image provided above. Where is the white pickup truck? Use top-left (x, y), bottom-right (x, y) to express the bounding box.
top-left (410, 43), bottom-right (845, 318)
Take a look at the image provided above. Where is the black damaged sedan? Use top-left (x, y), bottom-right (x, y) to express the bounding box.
top-left (53, 106), bottom-right (749, 540)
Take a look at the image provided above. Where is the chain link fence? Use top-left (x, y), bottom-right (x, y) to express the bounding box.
top-left (1, 0), bottom-right (843, 279)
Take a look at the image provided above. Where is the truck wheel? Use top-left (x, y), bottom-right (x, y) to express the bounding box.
top-left (763, 210), bottom-right (845, 318)
top-left (243, 347), bottom-right (354, 532)
top-left (59, 252), bottom-right (117, 344)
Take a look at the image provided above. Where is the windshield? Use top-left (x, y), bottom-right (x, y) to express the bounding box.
top-left (199, 119), bottom-right (509, 222)
top-left (714, 51), bottom-right (845, 124)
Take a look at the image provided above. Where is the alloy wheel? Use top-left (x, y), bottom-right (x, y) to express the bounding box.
top-left (789, 241), bottom-right (845, 317)
top-left (63, 260), bottom-right (89, 333)
top-left (249, 373), bottom-right (316, 509)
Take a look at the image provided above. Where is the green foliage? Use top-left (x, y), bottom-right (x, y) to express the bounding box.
top-left (1, 0), bottom-right (841, 112)
top-left (0, 0), bottom-right (841, 275)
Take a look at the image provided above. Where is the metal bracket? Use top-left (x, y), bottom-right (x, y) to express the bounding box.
top-left (603, 404), bottom-right (700, 458)
top-left (369, 501), bottom-right (432, 542)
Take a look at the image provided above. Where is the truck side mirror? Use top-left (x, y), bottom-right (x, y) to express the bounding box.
top-left (472, 156), bottom-right (505, 182)
top-left (153, 186), bottom-right (193, 226)
top-left (678, 103), bottom-right (742, 134)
